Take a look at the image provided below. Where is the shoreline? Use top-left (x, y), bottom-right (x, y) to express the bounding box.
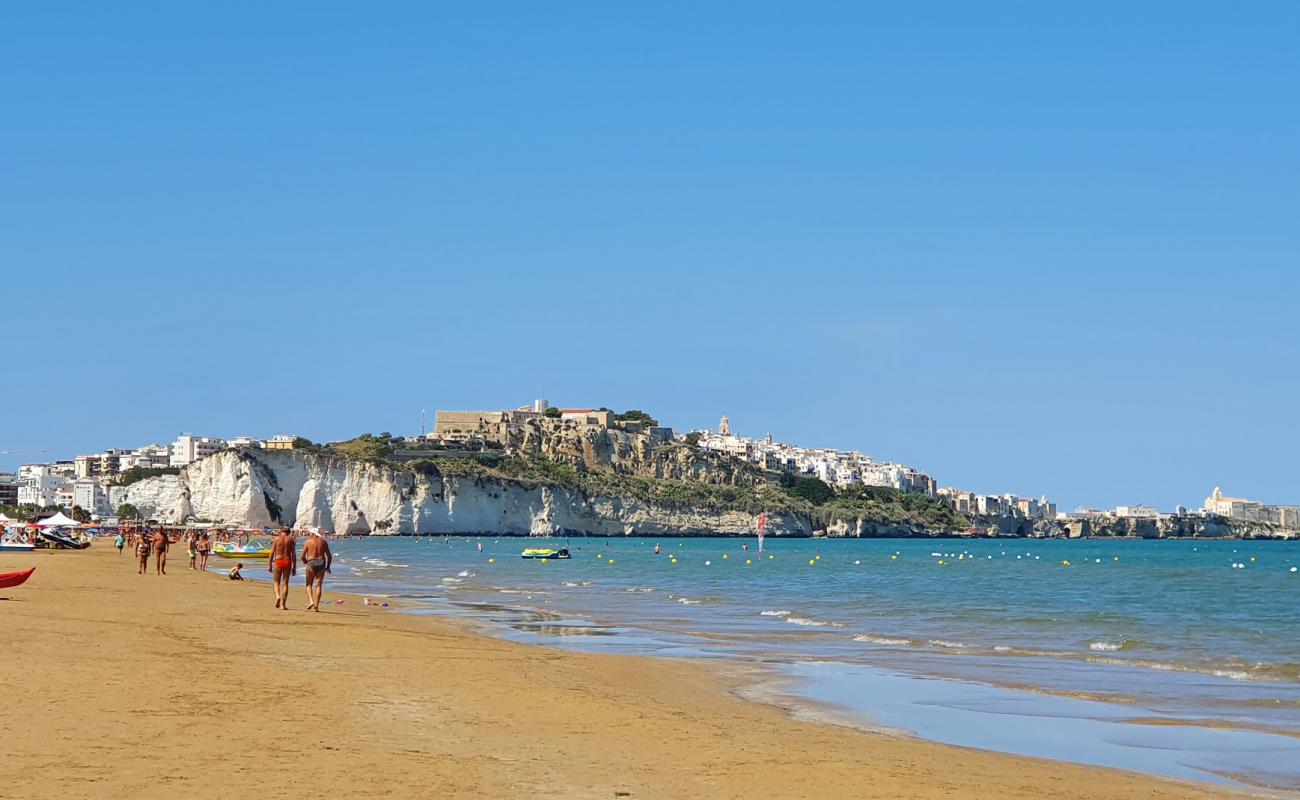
top-left (0, 547), bottom-right (1259, 800)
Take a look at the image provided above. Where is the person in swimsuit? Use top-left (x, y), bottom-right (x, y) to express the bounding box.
top-left (198, 532), bottom-right (211, 572)
top-left (136, 532), bottom-right (152, 574)
top-left (151, 528), bottom-right (169, 575)
top-left (268, 527), bottom-right (296, 609)
top-left (228, 562), bottom-right (244, 581)
top-left (187, 532), bottom-right (198, 570)
top-left (114, 532), bottom-right (125, 555)
top-left (300, 532), bottom-right (333, 612)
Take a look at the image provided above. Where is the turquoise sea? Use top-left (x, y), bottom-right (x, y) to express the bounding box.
top-left (296, 536), bottom-right (1300, 791)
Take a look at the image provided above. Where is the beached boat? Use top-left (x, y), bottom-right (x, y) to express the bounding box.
top-left (0, 567), bottom-right (35, 589)
top-left (213, 542), bottom-right (272, 559)
top-left (0, 530), bottom-right (36, 553)
top-left (521, 547), bottom-right (570, 560)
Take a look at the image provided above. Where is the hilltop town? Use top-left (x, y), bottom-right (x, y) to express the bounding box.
top-left (2, 400), bottom-right (1296, 538)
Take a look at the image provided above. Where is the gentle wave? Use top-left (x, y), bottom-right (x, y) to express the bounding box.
top-left (927, 639), bottom-right (973, 649)
top-left (1089, 640), bottom-right (1136, 652)
top-left (760, 610), bottom-right (792, 617)
top-left (787, 617), bottom-right (842, 628)
top-left (362, 558), bottom-right (409, 568)
top-left (853, 634), bottom-right (911, 646)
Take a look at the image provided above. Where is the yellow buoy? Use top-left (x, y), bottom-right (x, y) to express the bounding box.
top-left (488, 558), bottom-right (495, 564)
top-left (809, 559), bottom-right (815, 566)
top-left (608, 559), bottom-right (615, 566)
top-left (746, 559), bottom-right (752, 565)
top-left (723, 554), bottom-right (728, 559)
top-left (769, 554), bottom-right (775, 560)
top-left (1062, 560), bottom-right (1070, 566)
top-left (938, 560), bottom-right (946, 565)
top-left (891, 555), bottom-right (897, 560)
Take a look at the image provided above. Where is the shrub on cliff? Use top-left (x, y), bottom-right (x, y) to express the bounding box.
top-left (785, 476), bottom-right (834, 505)
top-left (115, 466), bottom-right (181, 486)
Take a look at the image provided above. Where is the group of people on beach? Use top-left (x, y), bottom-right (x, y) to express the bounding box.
top-left (112, 525), bottom-right (333, 611)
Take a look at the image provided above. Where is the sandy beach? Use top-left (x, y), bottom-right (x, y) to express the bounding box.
top-left (0, 547), bottom-right (1251, 800)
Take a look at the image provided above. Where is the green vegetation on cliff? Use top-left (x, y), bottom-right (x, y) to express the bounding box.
top-left (815, 486), bottom-right (968, 530)
top-left (114, 466), bottom-right (181, 486)
top-left (413, 455), bottom-right (803, 515)
top-left (312, 430), bottom-right (966, 532)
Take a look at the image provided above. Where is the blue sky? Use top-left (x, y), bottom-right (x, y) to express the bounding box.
top-left (2, 2), bottom-right (1297, 510)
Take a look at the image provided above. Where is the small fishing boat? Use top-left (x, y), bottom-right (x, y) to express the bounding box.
top-left (0, 567), bottom-right (35, 589)
top-left (520, 547), bottom-right (570, 560)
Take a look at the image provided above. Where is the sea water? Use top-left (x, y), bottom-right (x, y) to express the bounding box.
top-left (309, 536), bottom-right (1300, 791)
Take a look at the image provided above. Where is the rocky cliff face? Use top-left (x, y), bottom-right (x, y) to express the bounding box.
top-left (500, 424), bottom-right (764, 486)
top-left (112, 448), bottom-right (810, 536)
top-left (111, 447), bottom-right (1293, 539)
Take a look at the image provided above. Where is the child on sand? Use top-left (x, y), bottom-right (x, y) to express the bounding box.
top-left (228, 562), bottom-right (244, 581)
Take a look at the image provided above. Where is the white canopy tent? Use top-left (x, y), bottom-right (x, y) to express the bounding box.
top-left (36, 511), bottom-right (80, 527)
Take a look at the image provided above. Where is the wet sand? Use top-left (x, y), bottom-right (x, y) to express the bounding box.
top-left (0, 548), bottom-right (1253, 800)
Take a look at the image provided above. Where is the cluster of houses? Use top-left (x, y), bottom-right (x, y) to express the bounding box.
top-left (1, 433), bottom-right (298, 518)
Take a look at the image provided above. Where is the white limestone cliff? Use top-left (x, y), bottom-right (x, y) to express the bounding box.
top-left (113, 449), bottom-right (811, 536)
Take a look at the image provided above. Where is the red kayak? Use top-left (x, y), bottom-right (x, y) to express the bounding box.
top-left (0, 567), bottom-right (35, 589)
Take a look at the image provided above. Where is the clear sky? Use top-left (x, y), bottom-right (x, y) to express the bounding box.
top-left (3, 3), bottom-right (1297, 511)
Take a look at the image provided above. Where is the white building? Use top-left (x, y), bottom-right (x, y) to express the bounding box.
top-left (120, 444), bottom-right (172, 470)
top-left (170, 435), bottom-right (228, 467)
top-left (1115, 505), bottom-right (1159, 519)
top-left (18, 466), bottom-right (72, 508)
top-left (228, 436), bottom-right (262, 448)
top-left (73, 479), bottom-right (112, 517)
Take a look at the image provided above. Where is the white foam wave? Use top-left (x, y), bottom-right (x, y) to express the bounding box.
top-left (927, 639), bottom-right (972, 649)
top-left (760, 610), bottom-right (792, 617)
top-left (1089, 641), bottom-right (1123, 652)
top-left (787, 617), bottom-right (842, 628)
top-left (362, 558), bottom-right (409, 568)
top-left (853, 634), bottom-right (910, 645)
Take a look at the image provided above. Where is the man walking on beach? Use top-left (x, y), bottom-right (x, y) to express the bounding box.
top-left (301, 532), bottom-right (332, 612)
top-left (268, 527), bottom-right (296, 609)
top-left (151, 528), bottom-right (169, 575)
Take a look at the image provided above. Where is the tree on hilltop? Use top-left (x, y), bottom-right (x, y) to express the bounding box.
top-left (615, 409), bottom-right (657, 427)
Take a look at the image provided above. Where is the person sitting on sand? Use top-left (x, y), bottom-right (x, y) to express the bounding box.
top-left (300, 532), bottom-right (332, 612)
top-left (268, 527), bottom-right (296, 609)
top-left (228, 562), bottom-right (244, 581)
top-left (152, 528), bottom-right (169, 575)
